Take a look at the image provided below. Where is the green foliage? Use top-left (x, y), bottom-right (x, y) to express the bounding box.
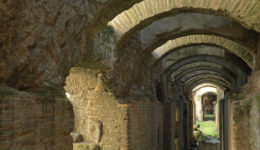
top-left (196, 120), bottom-right (218, 139)
top-left (204, 113), bottom-right (214, 118)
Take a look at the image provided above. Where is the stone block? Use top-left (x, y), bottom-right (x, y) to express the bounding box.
top-left (73, 143), bottom-right (100, 150)
top-left (71, 132), bottom-right (84, 143)
top-left (84, 119), bottom-right (102, 144)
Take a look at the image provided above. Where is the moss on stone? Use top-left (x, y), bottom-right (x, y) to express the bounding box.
top-left (233, 99), bottom-right (252, 123)
top-left (33, 81), bottom-right (67, 97)
top-left (75, 58), bottom-right (110, 71)
top-left (256, 95), bottom-right (260, 128)
top-left (230, 93), bottom-right (246, 101)
top-left (0, 86), bottom-right (16, 95)
top-left (99, 25), bottom-right (115, 42)
top-left (256, 94), bottom-right (260, 112)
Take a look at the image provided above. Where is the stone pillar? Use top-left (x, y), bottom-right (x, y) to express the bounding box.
top-left (162, 75), bottom-right (169, 101)
top-left (180, 101), bottom-right (185, 150)
top-left (250, 36), bottom-right (260, 92)
top-left (175, 101), bottom-right (181, 150)
top-left (216, 88), bottom-right (224, 136)
top-left (230, 99), bottom-right (252, 150)
top-left (187, 100), bottom-right (193, 148)
top-left (171, 101), bottom-right (177, 150)
top-left (223, 93), bottom-right (230, 150)
top-left (163, 101), bottom-right (174, 150)
top-left (195, 95), bottom-right (203, 121)
top-left (219, 99), bottom-right (224, 150)
top-left (192, 100), bottom-right (196, 127)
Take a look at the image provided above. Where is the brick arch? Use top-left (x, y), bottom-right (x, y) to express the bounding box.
top-left (190, 83), bottom-right (222, 98)
top-left (108, 0), bottom-right (260, 39)
top-left (193, 83), bottom-right (220, 92)
top-left (194, 87), bottom-right (218, 97)
top-left (184, 79), bottom-right (230, 92)
top-left (171, 64), bottom-right (236, 81)
top-left (173, 66), bottom-right (236, 94)
top-left (180, 72), bottom-right (234, 92)
top-left (160, 45), bottom-right (225, 63)
top-left (170, 62), bottom-right (223, 78)
top-left (152, 35), bottom-right (255, 68)
top-left (183, 74), bottom-right (231, 87)
top-left (163, 55), bottom-right (248, 78)
top-left (162, 55), bottom-right (249, 90)
top-left (175, 68), bottom-right (235, 85)
top-left (118, 13), bottom-right (257, 51)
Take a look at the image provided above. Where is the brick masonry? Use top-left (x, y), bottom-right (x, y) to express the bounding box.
top-left (0, 87), bottom-right (74, 150)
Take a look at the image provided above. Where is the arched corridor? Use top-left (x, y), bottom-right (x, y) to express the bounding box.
top-left (1, 0), bottom-right (260, 150)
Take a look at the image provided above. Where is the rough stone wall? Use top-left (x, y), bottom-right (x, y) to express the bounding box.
top-left (93, 26), bottom-right (117, 69)
top-left (230, 98), bottom-right (252, 150)
top-left (0, 0), bottom-right (93, 90)
top-left (230, 95), bottom-right (260, 150)
top-left (0, 2), bottom-right (135, 150)
top-left (65, 67), bottom-right (128, 149)
top-left (111, 34), bottom-right (154, 98)
top-left (199, 142), bottom-right (220, 150)
top-left (0, 87), bottom-right (74, 150)
top-left (250, 96), bottom-right (260, 150)
top-left (65, 66), bottom-right (163, 150)
top-left (228, 36), bottom-right (260, 150)
top-left (127, 99), bottom-right (163, 150)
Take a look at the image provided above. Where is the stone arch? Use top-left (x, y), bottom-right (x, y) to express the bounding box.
top-left (172, 66), bottom-right (236, 82)
top-left (191, 83), bottom-right (225, 99)
top-left (175, 68), bottom-right (235, 85)
top-left (194, 87), bottom-right (218, 97)
top-left (192, 86), bottom-right (218, 121)
top-left (159, 45), bottom-right (225, 64)
top-left (170, 62), bottom-right (226, 78)
top-left (153, 45), bottom-right (226, 78)
top-left (119, 13), bottom-right (257, 51)
top-left (108, 0), bottom-right (260, 39)
top-left (163, 55), bottom-right (248, 79)
top-left (152, 35), bottom-right (255, 68)
top-left (185, 79), bottom-right (230, 92)
top-left (193, 83), bottom-right (221, 92)
top-left (183, 74), bottom-right (231, 88)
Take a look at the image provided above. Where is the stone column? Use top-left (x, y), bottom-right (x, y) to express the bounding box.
top-left (216, 87), bottom-right (224, 136)
top-left (195, 95), bottom-right (203, 121)
top-left (249, 36), bottom-right (260, 93)
top-left (192, 100), bottom-right (196, 126)
top-left (180, 101), bottom-right (185, 150)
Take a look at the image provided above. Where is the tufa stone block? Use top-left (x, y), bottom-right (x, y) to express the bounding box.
top-left (73, 143), bottom-right (100, 150)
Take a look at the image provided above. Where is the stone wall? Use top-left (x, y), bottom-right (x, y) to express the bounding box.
top-left (250, 96), bottom-right (260, 150)
top-left (230, 94), bottom-right (260, 150)
top-left (65, 66), bottom-right (163, 150)
top-left (0, 86), bottom-right (74, 150)
top-left (230, 98), bottom-right (251, 150)
top-left (198, 141), bottom-right (220, 150)
top-left (163, 102), bottom-right (176, 150)
top-left (65, 67), bottom-right (128, 149)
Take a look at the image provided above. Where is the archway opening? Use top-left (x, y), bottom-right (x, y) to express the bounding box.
top-left (192, 85), bottom-right (224, 149)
